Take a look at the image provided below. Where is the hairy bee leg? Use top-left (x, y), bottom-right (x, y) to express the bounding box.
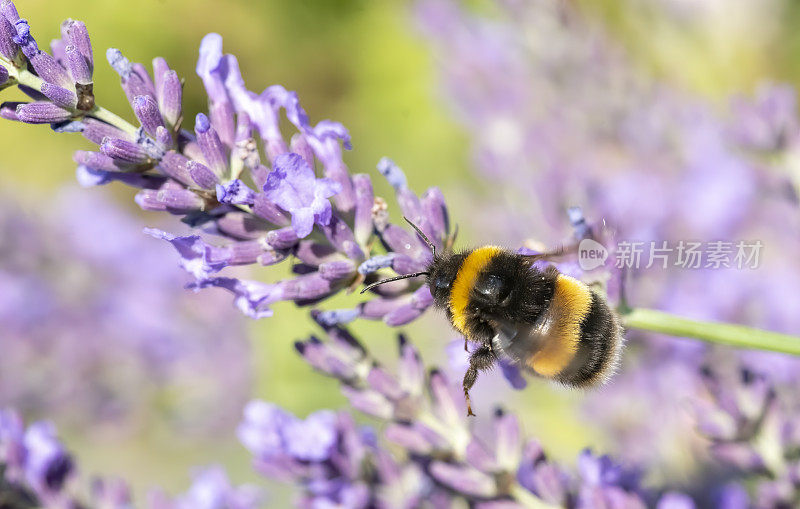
top-left (464, 337), bottom-right (468, 352)
top-left (462, 344), bottom-right (497, 417)
top-left (463, 366), bottom-right (478, 417)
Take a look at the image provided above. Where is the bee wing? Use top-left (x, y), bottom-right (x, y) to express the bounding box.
top-left (490, 306), bottom-right (560, 369)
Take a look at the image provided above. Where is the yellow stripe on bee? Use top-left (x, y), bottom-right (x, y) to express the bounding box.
top-left (449, 246), bottom-right (503, 334)
top-left (529, 274), bottom-right (593, 377)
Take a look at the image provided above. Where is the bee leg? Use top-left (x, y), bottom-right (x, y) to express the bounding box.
top-left (462, 344), bottom-right (497, 417)
top-left (464, 337), bottom-right (468, 352)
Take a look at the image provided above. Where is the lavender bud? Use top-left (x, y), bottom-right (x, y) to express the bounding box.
top-left (258, 248), bottom-right (288, 266)
top-left (195, 112), bottom-right (228, 176)
top-left (216, 212), bottom-right (271, 240)
top-left (15, 101), bottom-right (71, 123)
top-left (341, 386), bottom-right (393, 419)
top-left (62, 19), bottom-right (92, 71)
top-left (280, 273), bottom-right (336, 301)
top-left (318, 260), bottom-right (356, 281)
top-left (393, 254), bottom-right (428, 275)
top-left (73, 150), bottom-right (126, 172)
top-left (39, 82), bottom-right (77, 109)
top-left (229, 240), bottom-right (263, 265)
top-left (100, 137), bottom-right (150, 165)
top-left (28, 50), bottom-right (71, 89)
top-left (429, 462), bottom-right (496, 498)
top-left (158, 69), bottom-right (181, 127)
top-left (157, 151), bottom-right (193, 186)
top-left (377, 156), bottom-right (407, 190)
top-left (134, 188), bottom-right (203, 213)
top-left (155, 125), bottom-right (172, 148)
top-left (384, 304), bottom-right (424, 326)
top-left (0, 11), bottom-right (17, 60)
top-left (315, 309), bottom-right (360, 327)
top-left (358, 254), bottom-right (397, 275)
top-left (65, 44), bottom-right (91, 85)
top-left (187, 160), bottom-right (219, 189)
top-left (421, 187), bottom-right (449, 240)
top-left (82, 118), bottom-right (133, 144)
top-left (0, 100), bottom-right (22, 120)
top-left (106, 47), bottom-right (130, 78)
top-left (0, 64), bottom-right (7, 85)
top-left (266, 227), bottom-right (300, 250)
top-left (359, 297), bottom-right (402, 320)
top-left (133, 95), bottom-right (164, 138)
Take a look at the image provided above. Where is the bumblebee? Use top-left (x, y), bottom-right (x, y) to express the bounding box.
top-left (362, 219), bottom-right (624, 415)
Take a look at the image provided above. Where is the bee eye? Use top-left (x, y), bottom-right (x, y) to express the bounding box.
top-left (474, 274), bottom-right (510, 304)
top-left (434, 273), bottom-right (451, 290)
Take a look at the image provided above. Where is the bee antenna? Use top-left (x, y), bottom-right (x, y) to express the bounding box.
top-left (403, 216), bottom-right (436, 258)
top-left (360, 271), bottom-right (430, 294)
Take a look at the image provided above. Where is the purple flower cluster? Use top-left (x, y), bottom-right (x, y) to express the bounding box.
top-left (0, 408), bottom-right (261, 509)
top-left (0, 1), bottom-right (453, 325)
top-left (0, 190), bottom-right (252, 432)
top-left (231, 313), bottom-right (718, 508)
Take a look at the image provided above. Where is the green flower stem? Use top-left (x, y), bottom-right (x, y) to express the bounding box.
top-left (88, 104), bottom-right (138, 135)
top-left (621, 307), bottom-right (800, 356)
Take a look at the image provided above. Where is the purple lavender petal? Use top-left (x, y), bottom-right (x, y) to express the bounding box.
top-left (15, 101), bottom-right (71, 124)
top-left (0, 63), bottom-right (7, 85)
top-left (280, 273), bottom-right (338, 301)
top-left (253, 193), bottom-right (290, 226)
top-left (318, 260), bottom-right (356, 281)
top-left (144, 228), bottom-right (233, 279)
top-left (214, 212), bottom-right (271, 240)
top-left (0, 10), bottom-right (17, 60)
top-left (155, 125), bottom-right (172, 148)
top-left (266, 226), bottom-right (300, 250)
top-left (135, 188), bottom-right (203, 213)
top-left (189, 277), bottom-right (282, 319)
top-left (154, 151), bottom-right (192, 186)
top-left (187, 160), bottom-right (219, 189)
top-left (499, 359), bottom-right (527, 390)
top-left (358, 254), bottom-right (397, 275)
top-left (82, 118), bottom-right (133, 144)
top-left (100, 137), bottom-right (150, 165)
top-left (429, 462), bottom-right (496, 498)
top-left (28, 50), bottom-right (72, 89)
top-left (237, 400), bottom-right (293, 458)
top-left (289, 133), bottom-right (314, 169)
top-left (73, 150), bottom-right (128, 172)
top-left (282, 410), bottom-right (338, 462)
top-left (340, 386), bottom-right (393, 419)
top-left (366, 367), bottom-right (404, 400)
top-left (294, 241), bottom-right (338, 266)
top-left (383, 303), bottom-right (425, 326)
top-left (359, 296), bottom-right (403, 320)
top-left (421, 186), bottom-right (449, 240)
top-left (65, 44), bottom-right (91, 85)
top-left (314, 309), bottom-right (360, 327)
top-left (62, 19), bottom-right (92, 71)
top-left (158, 69), bottom-right (181, 127)
top-left (377, 156), bottom-right (407, 190)
top-left (494, 410), bottom-right (521, 470)
top-left (263, 152), bottom-right (341, 238)
top-left (2, 101), bottom-right (23, 120)
top-left (383, 423), bottom-right (435, 455)
top-left (195, 112), bottom-right (228, 176)
top-left (76, 165), bottom-right (164, 188)
top-left (397, 335), bottom-right (425, 396)
top-left (216, 179), bottom-right (256, 205)
top-left (133, 95), bottom-right (165, 138)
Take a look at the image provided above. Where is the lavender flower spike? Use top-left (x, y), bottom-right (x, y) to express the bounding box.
top-left (263, 152), bottom-right (341, 238)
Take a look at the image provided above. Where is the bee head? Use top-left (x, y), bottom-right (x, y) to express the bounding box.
top-left (426, 252), bottom-right (466, 307)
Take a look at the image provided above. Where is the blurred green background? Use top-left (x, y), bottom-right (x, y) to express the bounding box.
top-left (3, 0), bottom-right (800, 503)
